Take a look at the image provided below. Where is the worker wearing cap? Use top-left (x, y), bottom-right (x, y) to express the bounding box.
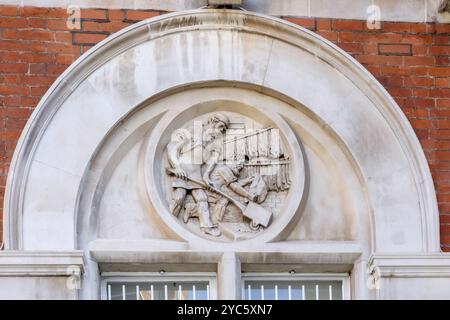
top-left (167, 113), bottom-right (230, 237)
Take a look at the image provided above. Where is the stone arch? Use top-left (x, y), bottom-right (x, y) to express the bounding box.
top-left (3, 9), bottom-right (439, 275)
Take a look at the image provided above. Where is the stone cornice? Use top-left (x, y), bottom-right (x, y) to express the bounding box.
top-left (89, 239), bottom-right (362, 267)
top-left (369, 253), bottom-right (450, 278)
top-left (0, 251), bottom-right (84, 276)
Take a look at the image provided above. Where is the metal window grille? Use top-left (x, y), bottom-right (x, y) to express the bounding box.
top-left (102, 274), bottom-right (216, 300)
top-left (242, 274), bottom-right (349, 300)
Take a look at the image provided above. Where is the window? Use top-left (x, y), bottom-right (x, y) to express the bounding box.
top-left (101, 273), bottom-right (217, 300)
top-left (242, 273), bottom-right (349, 300)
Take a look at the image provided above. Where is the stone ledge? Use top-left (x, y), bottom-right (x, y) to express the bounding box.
top-left (0, 251), bottom-right (84, 276)
top-left (89, 239), bottom-right (362, 266)
top-left (369, 253), bottom-right (450, 278)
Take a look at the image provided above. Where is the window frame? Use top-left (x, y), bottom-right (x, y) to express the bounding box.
top-left (100, 272), bottom-right (218, 300)
top-left (241, 273), bottom-right (351, 300)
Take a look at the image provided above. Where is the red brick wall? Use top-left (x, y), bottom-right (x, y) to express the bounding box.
top-left (0, 6), bottom-right (449, 250)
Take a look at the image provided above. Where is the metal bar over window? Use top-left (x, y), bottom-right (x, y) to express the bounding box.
top-left (242, 277), bottom-right (346, 301)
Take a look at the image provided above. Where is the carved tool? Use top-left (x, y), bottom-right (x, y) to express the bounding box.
top-left (166, 168), bottom-right (272, 229)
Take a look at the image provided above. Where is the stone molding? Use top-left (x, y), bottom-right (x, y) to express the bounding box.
top-left (369, 253), bottom-right (450, 277)
top-left (0, 251), bottom-right (84, 276)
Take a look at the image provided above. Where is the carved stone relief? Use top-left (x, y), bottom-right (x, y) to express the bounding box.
top-left (161, 111), bottom-right (292, 241)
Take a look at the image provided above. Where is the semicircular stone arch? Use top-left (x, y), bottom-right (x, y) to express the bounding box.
top-left (2, 9), bottom-right (441, 299)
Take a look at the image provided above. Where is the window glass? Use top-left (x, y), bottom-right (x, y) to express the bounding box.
top-left (106, 281), bottom-right (210, 300)
top-left (243, 280), bottom-right (343, 300)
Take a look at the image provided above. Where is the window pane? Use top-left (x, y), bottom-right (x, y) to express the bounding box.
top-left (106, 281), bottom-right (210, 300)
top-left (243, 280), bottom-right (343, 300)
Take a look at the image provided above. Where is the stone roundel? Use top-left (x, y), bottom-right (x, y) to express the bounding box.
top-left (144, 98), bottom-right (306, 243)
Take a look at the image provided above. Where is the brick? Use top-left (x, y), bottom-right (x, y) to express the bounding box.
top-left (410, 23), bottom-right (434, 34)
top-left (72, 32), bottom-right (108, 45)
top-left (407, 98), bottom-right (435, 108)
top-left (81, 45), bottom-right (94, 54)
top-left (3, 74), bottom-right (23, 84)
top-left (431, 46), bottom-right (450, 55)
top-left (404, 77), bottom-right (434, 87)
top-left (3, 131), bottom-right (22, 141)
top-left (20, 52), bottom-right (55, 63)
top-left (436, 78), bottom-right (450, 88)
top-left (380, 22), bottom-right (411, 33)
top-left (431, 88), bottom-right (450, 98)
top-left (284, 17), bottom-right (315, 30)
top-left (82, 21), bottom-right (129, 33)
top-left (56, 54), bottom-right (76, 65)
top-left (0, 17), bottom-right (28, 28)
top-left (0, 63), bottom-right (28, 74)
top-left (403, 56), bottom-right (435, 66)
top-left (47, 19), bottom-right (71, 31)
top-left (0, 52), bottom-right (20, 62)
top-left (332, 20), bottom-right (364, 31)
top-left (378, 76), bottom-right (403, 87)
top-left (363, 43), bottom-right (378, 54)
top-left (436, 24), bottom-right (450, 34)
top-left (109, 9), bottom-right (126, 21)
top-left (428, 68), bottom-right (450, 77)
top-left (439, 225), bottom-right (450, 235)
top-left (23, 75), bottom-right (56, 86)
top-left (47, 64), bottom-right (68, 75)
top-left (316, 18), bottom-right (331, 31)
top-left (0, 6), bottom-right (18, 16)
top-left (126, 10), bottom-right (160, 22)
top-left (5, 119), bottom-right (27, 130)
top-left (338, 43), bottom-right (363, 54)
top-left (435, 35), bottom-right (450, 45)
top-left (3, 96), bottom-right (20, 107)
top-left (402, 34), bottom-right (434, 45)
top-left (2, 29), bottom-right (54, 42)
top-left (405, 93), bottom-right (431, 103)
top-left (316, 31), bottom-right (338, 42)
top-left (436, 56), bottom-right (450, 67)
top-left (0, 84), bottom-right (28, 95)
top-left (20, 97), bottom-right (39, 108)
top-left (411, 119), bottom-right (436, 129)
top-left (412, 45), bottom-right (429, 56)
top-left (20, 7), bottom-right (67, 18)
top-left (47, 43), bottom-right (80, 54)
top-left (441, 215), bottom-right (450, 224)
top-left (442, 235), bottom-right (450, 244)
top-left (28, 18), bottom-right (47, 29)
top-left (364, 65), bottom-right (381, 76)
top-left (30, 86), bottom-right (50, 96)
top-left (54, 31), bottom-right (72, 43)
top-left (2, 107), bottom-right (32, 118)
top-left (81, 9), bottom-right (108, 20)
top-left (356, 54), bottom-right (403, 65)
top-left (378, 43), bottom-right (411, 56)
top-left (339, 31), bottom-right (402, 44)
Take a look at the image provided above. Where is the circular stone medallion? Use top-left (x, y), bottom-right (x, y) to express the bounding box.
top-left (144, 98), bottom-right (305, 243)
